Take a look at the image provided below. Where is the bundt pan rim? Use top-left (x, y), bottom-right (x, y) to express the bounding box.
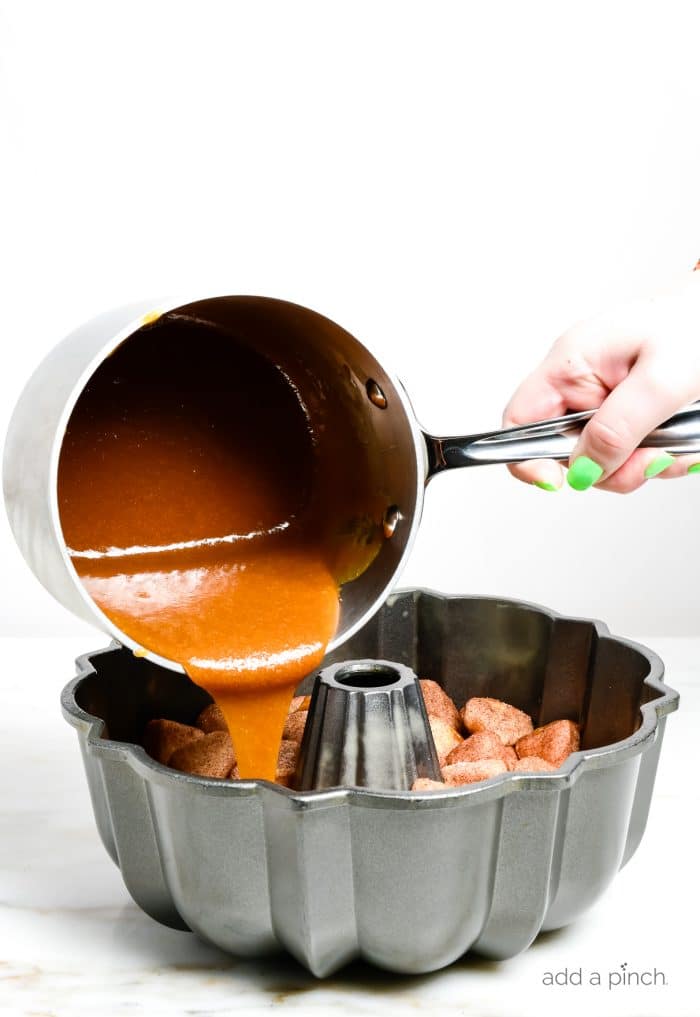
top-left (60, 587), bottom-right (678, 808)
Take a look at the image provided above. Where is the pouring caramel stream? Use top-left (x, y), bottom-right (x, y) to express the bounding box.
top-left (58, 316), bottom-right (380, 782)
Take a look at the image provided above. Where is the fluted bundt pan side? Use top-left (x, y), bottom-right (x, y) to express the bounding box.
top-left (61, 589), bottom-right (678, 978)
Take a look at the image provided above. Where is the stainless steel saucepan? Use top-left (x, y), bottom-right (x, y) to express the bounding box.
top-left (4, 294), bottom-right (700, 673)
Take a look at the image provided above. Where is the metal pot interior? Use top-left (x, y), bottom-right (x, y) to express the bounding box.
top-left (56, 295), bottom-right (425, 650)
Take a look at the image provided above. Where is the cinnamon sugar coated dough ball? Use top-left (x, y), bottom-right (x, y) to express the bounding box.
top-left (419, 679), bottom-right (462, 731)
top-left (445, 730), bottom-right (518, 770)
top-left (276, 738), bottom-right (300, 786)
top-left (441, 758), bottom-right (507, 786)
top-left (282, 710), bottom-right (308, 742)
top-left (516, 719), bottom-right (580, 767)
top-left (142, 718), bottom-right (204, 765)
top-left (289, 695), bottom-right (311, 713)
top-left (462, 697), bottom-right (534, 745)
top-left (513, 756), bottom-right (557, 773)
top-left (429, 716), bottom-right (463, 765)
top-left (196, 703), bottom-right (228, 734)
top-left (168, 731), bottom-right (235, 779)
top-left (411, 777), bottom-right (447, 791)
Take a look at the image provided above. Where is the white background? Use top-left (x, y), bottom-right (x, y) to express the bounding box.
top-left (0, 9), bottom-right (699, 1017)
top-left (2, 0), bottom-right (700, 640)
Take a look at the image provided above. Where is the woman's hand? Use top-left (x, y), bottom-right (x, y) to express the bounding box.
top-left (503, 270), bottom-right (700, 492)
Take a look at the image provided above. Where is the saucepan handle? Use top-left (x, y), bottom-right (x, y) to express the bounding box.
top-left (425, 401), bottom-right (700, 474)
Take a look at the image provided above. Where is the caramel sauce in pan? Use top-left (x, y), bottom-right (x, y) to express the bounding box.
top-left (58, 316), bottom-right (380, 782)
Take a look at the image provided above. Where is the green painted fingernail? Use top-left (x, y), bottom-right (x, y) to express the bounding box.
top-left (644, 453), bottom-right (674, 478)
top-left (533, 480), bottom-right (559, 492)
top-left (567, 456), bottom-right (604, 491)
top-left (688, 463), bottom-right (700, 474)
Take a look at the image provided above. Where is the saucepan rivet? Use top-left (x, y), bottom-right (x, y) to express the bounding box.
top-left (366, 379), bottom-right (388, 409)
top-left (382, 505), bottom-right (401, 539)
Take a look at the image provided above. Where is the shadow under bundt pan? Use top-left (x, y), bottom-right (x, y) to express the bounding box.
top-left (61, 589), bottom-right (678, 979)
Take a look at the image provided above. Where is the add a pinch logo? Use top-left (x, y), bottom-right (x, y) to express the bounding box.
top-left (542, 963), bottom-right (668, 990)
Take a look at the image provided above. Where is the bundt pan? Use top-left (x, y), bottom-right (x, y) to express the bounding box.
top-left (61, 589), bottom-right (678, 979)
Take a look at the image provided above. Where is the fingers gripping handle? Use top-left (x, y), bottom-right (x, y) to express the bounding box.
top-left (426, 402), bottom-right (700, 474)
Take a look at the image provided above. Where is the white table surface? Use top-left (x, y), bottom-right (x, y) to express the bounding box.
top-left (1, 634), bottom-right (697, 1017)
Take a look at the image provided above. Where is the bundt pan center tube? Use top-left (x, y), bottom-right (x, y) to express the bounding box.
top-left (295, 659), bottom-right (443, 790)
top-left (61, 589), bottom-right (678, 979)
